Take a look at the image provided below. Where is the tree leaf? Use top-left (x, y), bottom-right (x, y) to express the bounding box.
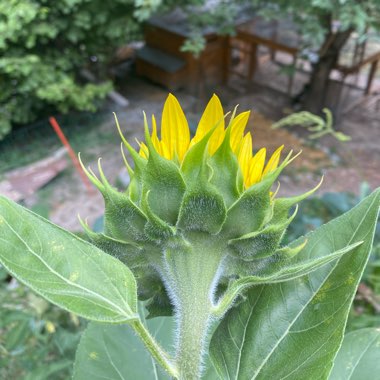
top-left (210, 189), bottom-right (380, 380)
top-left (329, 328), bottom-right (380, 380)
top-left (73, 317), bottom-right (174, 380)
top-left (0, 196), bottom-right (138, 323)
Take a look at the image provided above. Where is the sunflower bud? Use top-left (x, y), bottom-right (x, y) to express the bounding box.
top-left (80, 94), bottom-right (318, 319)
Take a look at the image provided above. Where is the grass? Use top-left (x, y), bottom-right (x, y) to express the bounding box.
top-left (0, 110), bottom-right (117, 174)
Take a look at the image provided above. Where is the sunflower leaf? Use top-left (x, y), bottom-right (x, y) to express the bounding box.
top-left (210, 188), bottom-right (380, 379)
top-left (0, 196), bottom-right (138, 323)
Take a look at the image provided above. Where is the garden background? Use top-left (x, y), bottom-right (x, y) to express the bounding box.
top-left (1, 1), bottom-right (379, 379)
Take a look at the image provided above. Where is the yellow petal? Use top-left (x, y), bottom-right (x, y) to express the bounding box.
top-left (160, 139), bottom-right (171, 160)
top-left (262, 145), bottom-right (284, 176)
top-left (230, 111), bottom-right (251, 153)
top-left (161, 94), bottom-right (190, 161)
top-left (151, 114), bottom-right (161, 155)
top-left (237, 132), bottom-right (253, 186)
top-left (248, 148), bottom-right (266, 186)
top-left (139, 142), bottom-right (149, 159)
top-left (191, 94), bottom-right (225, 154)
top-left (209, 126), bottom-right (226, 155)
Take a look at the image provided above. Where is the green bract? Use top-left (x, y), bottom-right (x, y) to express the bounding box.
top-left (0, 94), bottom-right (379, 380)
top-left (81, 139), bottom-right (323, 320)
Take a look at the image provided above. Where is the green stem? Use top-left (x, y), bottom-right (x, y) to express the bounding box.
top-left (212, 279), bottom-right (253, 319)
top-left (176, 294), bottom-right (212, 380)
top-left (131, 319), bottom-right (178, 378)
top-left (163, 233), bottom-right (225, 380)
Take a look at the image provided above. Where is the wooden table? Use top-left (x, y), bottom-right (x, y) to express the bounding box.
top-left (233, 17), bottom-right (301, 94)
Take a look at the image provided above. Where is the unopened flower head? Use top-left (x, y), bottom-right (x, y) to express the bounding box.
top-left (79, 94), bottom-right (318, 318)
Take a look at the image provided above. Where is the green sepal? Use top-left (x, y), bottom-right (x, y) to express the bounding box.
top-left (120, 144), bottom-right (141, 202)
top-left (79, 218), bottom-right (170, 314)
top-left (136, 269), bottom-right (166, 301)
top-left (209, 127), bottom-right (242, 207)
top-left (177, 132), bottom-right (227, 234)
top-left (181, 125), bottom-right (217, 187)
top-left (177, 187), bottom-right (227, 234)
top-left (222, 151), bottom-right (297, 238)
top-left (79, 218), bottom-right (145, 267)
top-left (274, 238), bottom-right (308, 259)
top-left (271, 178), bottom-right (323, 225)
top-left (114, 112), bottom-right (147, 174)
top-left (80, 160), bottom-right (148, 242)
top-left (228, 216), bottom-right (294, 261)
top-left (143, 125), bottom-right (186, 225)
top-left (141, 191), bottom-right (176, 241)
top-left (222, 176), bottom-right (273, 238)
top-left (128, 172), bottom-right (144, 203)
top-left (114, 113), bottom-right (147, 202)
top-left (228, 204), bottom-right (297, 262)
top-left (104, 194), bottom-right (148, 242)
top-left (145, 298), bottom-right (173, 319)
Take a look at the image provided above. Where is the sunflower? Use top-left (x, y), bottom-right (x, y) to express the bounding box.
top-left (137, 94), bottom-right (284, 189)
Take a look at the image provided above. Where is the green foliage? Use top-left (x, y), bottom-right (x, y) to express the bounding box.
top-left (210, 189), bottom-right (379, 379)
top-left (0, 174), bottom-right (379, 378)
top-left (330, 328), bottom-right (380, 379)
top-left (251, 0), bottom-right (380, 46)
top-left (0, 270), bottom-right (84, 380)
top-left (178, 1), bottom-right (380, 56)
top-left (73, 313), bottom-right (219, 379)
top-left (179, 1), bottom-right (242, 56)
top-left (0, 0), bottom-right (160, 139)
top-left (73, 315), bottom-right (173, 380)
top-left (286, 186), bottom-right (380, 332)
top-left (0, 103), bottom-right (379, 378)
top-left (272, 108), bottom-right (351, 141)
top-left (0, 197), bottom-right (138, 323)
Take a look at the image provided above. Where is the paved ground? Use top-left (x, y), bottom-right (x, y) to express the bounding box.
top-left (3, 65), bottom-right (379, 232)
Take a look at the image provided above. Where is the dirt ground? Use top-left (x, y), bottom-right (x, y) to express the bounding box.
top-left (9, 62), bottom-right (380, 231)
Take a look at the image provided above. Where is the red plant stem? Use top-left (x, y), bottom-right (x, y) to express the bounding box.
top-left (49, 117), bottom-right (93, 193)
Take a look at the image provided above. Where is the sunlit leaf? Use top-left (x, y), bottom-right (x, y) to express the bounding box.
top-left (210, 189), bottom-right (380, 379)
top-left (0, 197), bottom-right (138, 323)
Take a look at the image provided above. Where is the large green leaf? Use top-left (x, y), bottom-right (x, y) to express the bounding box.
top-left (329, 328), bottom-right (380, 379)
top-left (73, 317), bottom-right (174, 380)
top-left (0, 196), bottom-right (138, 323)
top-left (210, 189), bottom-right (380, 379)
top-left (73, 315), bottom-right (220, 380)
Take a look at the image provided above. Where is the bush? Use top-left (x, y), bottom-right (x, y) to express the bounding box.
top-left (0, 0), bottom-right (159, 139)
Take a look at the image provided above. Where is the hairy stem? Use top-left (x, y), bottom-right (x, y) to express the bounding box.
top-left (212, 280), bottom-right (251, 319)
top-left (131, 319), bottom-right (178, 378)
top-left (163, 233), bottom-right (225, 379)
top-left (176, 285), bottom-right (213, 380)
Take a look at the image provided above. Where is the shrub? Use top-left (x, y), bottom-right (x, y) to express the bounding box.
top-left (0, 0), bottom-right (160, 139)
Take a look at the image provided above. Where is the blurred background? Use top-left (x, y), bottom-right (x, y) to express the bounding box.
top-left (0, 1), bottom-right (379, 378)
